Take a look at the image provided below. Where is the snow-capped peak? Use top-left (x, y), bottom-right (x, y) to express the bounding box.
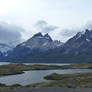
top-left (86, 39), bottom-right (90, 42)
top-left (20, 32), bottom-right (63, 51)
top-left (74, 29), bottom-right (92, 40)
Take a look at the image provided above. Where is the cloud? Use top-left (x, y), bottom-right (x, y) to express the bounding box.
top-left (58, 22), bottom-right (92, 42)
top-left (83, 21), bottom-right (92, 30)
top-left (0, 20), bottom-right (91, 46)
top-left (30, 20), bottom-right (80, 42)
top-left (0, 22), bottom-right (24, 46)
top-left (20, 20), bottom-right (92, 43)
top-left (49, 27), bottom-right (84, 42)
top-left (61, 29), bottom-right (78, 37)
top-left (34, 20), bottom-right (58, 33)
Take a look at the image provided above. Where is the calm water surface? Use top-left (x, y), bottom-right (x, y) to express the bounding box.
top-left (0, 69), bottom-right (91, 85)
top-left (0, 62), bottom-right (91, 86)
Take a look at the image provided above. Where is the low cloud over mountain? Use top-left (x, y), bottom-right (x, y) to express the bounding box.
top-left (0, 22), bottom-right (24, 46)
top-left (0, 20), bottom-right (92, 47)
top-left (34, 20), bottom-right (58, 33)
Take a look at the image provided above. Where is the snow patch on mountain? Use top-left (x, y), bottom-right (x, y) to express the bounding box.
top-left (20, 32), bottom-right (63, 51)
top-left (0, 43), bottom-right (13, 53)
top-left (86, 39), bottom-right (90, 42)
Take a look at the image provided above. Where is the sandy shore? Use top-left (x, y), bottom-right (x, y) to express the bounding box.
top-left (0, 87), bottom-right (92, 92)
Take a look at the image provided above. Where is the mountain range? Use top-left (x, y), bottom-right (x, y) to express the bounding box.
top-left (1, 29), bottom-right (92, 63)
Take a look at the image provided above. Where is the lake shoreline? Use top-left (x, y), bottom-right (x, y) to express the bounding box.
top-left (0, 64), bottom-right (92, 77)
top-left (0, 64), bottom-right (92, 89)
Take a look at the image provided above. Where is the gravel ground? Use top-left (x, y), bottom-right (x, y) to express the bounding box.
top-left (0, 88), bottom-right (92, 92)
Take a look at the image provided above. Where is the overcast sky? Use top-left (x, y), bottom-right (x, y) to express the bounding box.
top-left (0, 0), bottom-right (92, 43)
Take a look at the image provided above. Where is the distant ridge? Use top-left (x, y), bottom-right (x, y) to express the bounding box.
top-left (2, 29), bottom-right (92, 63)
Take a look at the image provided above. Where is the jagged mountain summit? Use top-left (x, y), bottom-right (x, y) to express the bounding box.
top-left (3, 29), bottom-right (92, 63)
top-left (17, 29), bottom-right (92, 63)
top-left (63, 29), bottom-right (92, 55)
top-left (20, 32), bottom-right (62, 50)
top-left (6, 32), bottom-right (63, 61)
top-left (43, 29), bottom-right (92, 63)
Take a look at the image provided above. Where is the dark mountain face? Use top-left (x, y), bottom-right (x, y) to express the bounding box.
top-left (51, 29), bottom-right (92, 63)
top-left (19, 32), bottom-right (62, 51)
top-left (21, 29), bottom-right (92, 63)
top-left (63, 29), bottom-right (92, 55)
top-left (3, 29), bottom-right (92, 63)
top-left (6, 32), bottom-right (63, 61)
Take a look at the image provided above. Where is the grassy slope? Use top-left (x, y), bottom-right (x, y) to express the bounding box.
top-left (1, 64), bottom-right (92, 77)
top-left (28, 72), bottom-right (92, 88)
